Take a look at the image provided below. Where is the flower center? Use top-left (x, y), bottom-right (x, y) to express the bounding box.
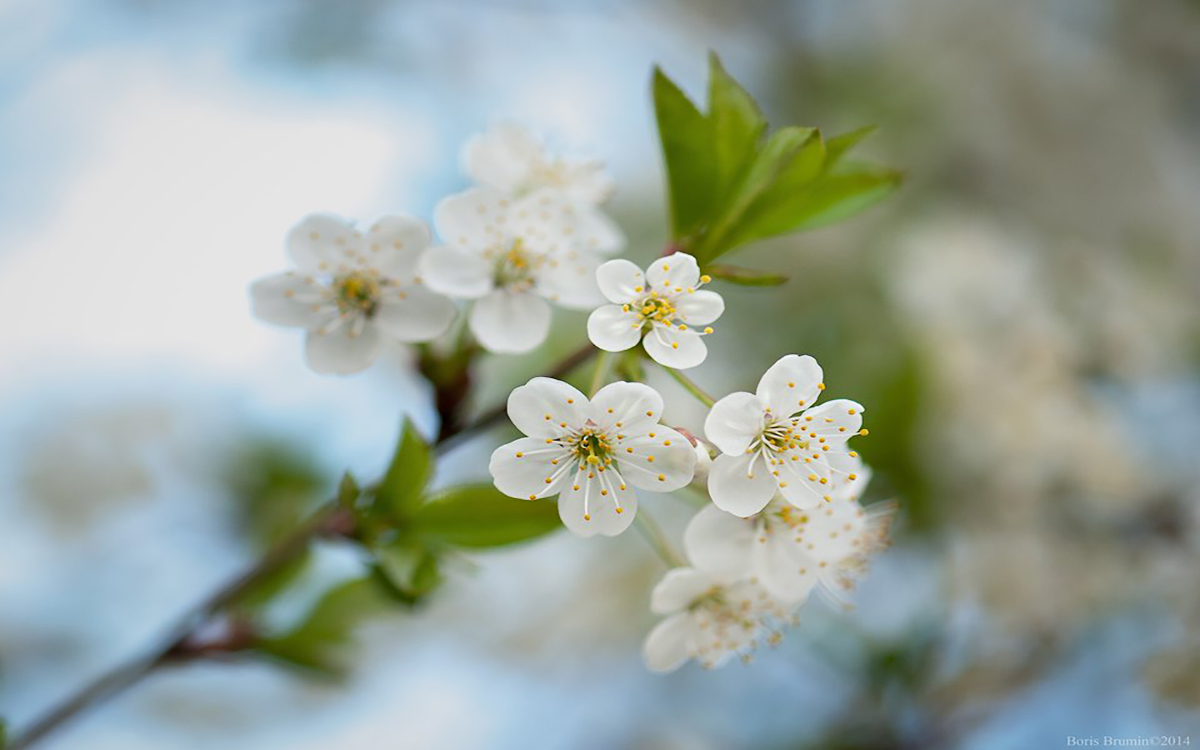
top-left (568, 427), bottom-right (614, 467)
top-left (756, 419), bottom-right (808, 455)
top-left (336, 272), bottom-right (381, 316)
top-left (493, 238), bottom-right (543, 291)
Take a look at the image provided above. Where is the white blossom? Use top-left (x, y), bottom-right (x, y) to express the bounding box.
top-left (684, 455), bottom-right (893, 603)
top-left (419, 187), bottom-right (624, 353)
top-left (703, 354), bottom-right (866, 516)
top-left (250, 214), bottom-right (457, 375)
top-left (462, 123), bottom-right (615, 205)
top-left (642, 567), bottom-right (797, 673)
top-left (587, 253), bottom-right (724, 369)
top-left (489, 378), bottom-right (696, 537)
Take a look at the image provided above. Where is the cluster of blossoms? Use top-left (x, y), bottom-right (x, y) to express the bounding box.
top-left (251, 125), bottom-right (892, 673)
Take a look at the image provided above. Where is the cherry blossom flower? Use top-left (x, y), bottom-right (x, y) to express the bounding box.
top-left (420, 187), bottom-right (623, 353)
top-left (703, 354), bottom-right (866, 516)
top-left (642, 567), bottom-right (796, 673)
top-left (587, 252), bottom-right (724, 369)
top-left (684, 454), bottom-right (894, 603)
top-left (488, 378), bottom-right (695, 537)
top-left (251, 214), bottom-right (457, 375)
top-left (462, 123), bottom-right (615, 205)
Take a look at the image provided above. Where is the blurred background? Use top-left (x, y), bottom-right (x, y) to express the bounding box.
top-left (2, 0), bottom-right (1199, 747)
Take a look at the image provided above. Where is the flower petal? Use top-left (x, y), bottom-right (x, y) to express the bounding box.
top-left (364, 215), bottom-right (431, 283)
top-left (303, 323), bottom-right (383, 375)
top-left (674, 289), bottom-right (725, 326)
top-left (571, 204), bottom-right (625, 254)
top-left (756, 354), bottom-right (824, 419)
top-left (286, 214), bottom-right (361, 273)
top-left (704, 391), bottom-right (764, 456)
top-left (650, 567), bottom-right (717, 614)
top-left (373, 286), bottom-right (457, 343)
top-left (776, 453), bottom-right (832, 510)
top-left (595, 258), bottom-right (646, 304)
top-left (800, 398), bottom-right (865, 441)
top-left (418, 245), bottom-right (494, 299)
top-left (752, 535), bottom-right (819, 604)
top-left (489, 437), bottom-right (572, 500)
top-left (643, 613), bottom-right (695, 674)
top-left (462, 123), bottom-right (541, 193)
top-left (643, 325), bottom-right (707, 369)
top-left (708, 452), bottom-right (776, 517)
top-left (433, 187), bottom-right (509, 249)
top-left (683, 504), bottom-right (755, 577)
top-left (506, 377), bottom-right (589, 439)
top-left (250, 272), bottom-right (332, 329)
top-left (645, 252), bottom-right (700, 291)
top-left (469, 290), bottom-right (551, 353)
top-left (587, 305), bottom-right (642, 352)
top-left (590, 381), bottom-right (664, 433)
top-left (536, 250), bottom-right (604, 310)
top-left (618, 427), bottom-right (697, 492)
top-left (557, 470), bottom-right (636, 537)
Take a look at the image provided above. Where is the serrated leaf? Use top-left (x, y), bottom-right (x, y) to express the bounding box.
top-left (415, 484), bottom-right (561, 548)
top-left (704, 264), bottom-right (789, 286)
top-left (376, 419), bottom-right (432, 521)
top-left (653, 67), bottom-right (718, 239)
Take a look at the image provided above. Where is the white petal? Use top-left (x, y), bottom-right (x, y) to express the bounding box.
top-left (645, 252), bottom-right (701, 292)
top-left (536, 250), bottom-right (604, 310)
top-left (683, 504), bottom-right (755, 577)
top-left (595, 258), bottom-right (646, 304)
top-left (303, 323), bottom-right (383, 375)
top-left (373, 286), bottom-right (457, 343)
top-left (249, 273), bottom-right (331, 329)
top-left (571, 204), bottom-right (625, 254)
top-left (587, 305), bottom-right (642, 352)
top-left (285, 214), bottom-right (361, 273)
top-left (650, 567), bottom-right (717, 614)
top-left (462, 123), bottom-right (540, 193)
top-left (590, 381), bottom-right (664, 433)
top-left (704, 392), bottom-right (764, 456)
top-left (433, 187), bottom-right (510, 249)
top-left (708, 453), bottom-right (776, 517)
top-left (418, 245), bottom-right (494, 299)
top-left (643, 325), bottom-right (707, 369)
top-left (776, 451), bottom-right (833, 510)
top-left (557, 471), bottom-right (636, 537)
top-left (756, 354), bottom-right (824, 419)
top-left (506, 377), bottom-right (589, 439)
top-left (469, 290), bottom-right (551, 353)
top-left (800, 399), bottom-right (865, 441)
top-left (618, 427), bottom-right (697, 492)
top-left (643, 613), bottom-right (695, 674)
top-left (753, 533), bottom-right (819, 604)
top-left (674, 289), bottom-right (725, 326)
top-left (793, 494), bottom-right (868, 564)
top-left (488, 437), bottom-right (572, 500)
top-left (564, 164), bottom-right (617, 206)
top-left (364, 215), bottom-right (431, 282)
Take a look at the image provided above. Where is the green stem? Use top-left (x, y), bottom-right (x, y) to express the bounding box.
top-left (588, 350), bottom-right (612, 396)
top-left (660, 364), bottom-right (717, 408)
top-left (633, 510), bottom-right (687, 568)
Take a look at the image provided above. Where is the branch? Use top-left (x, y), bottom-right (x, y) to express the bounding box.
top-left (7, 342), bottom-right (597, 750)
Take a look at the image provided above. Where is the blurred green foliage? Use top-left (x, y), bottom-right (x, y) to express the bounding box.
top-left (224, 437), bottom-right (328, 548)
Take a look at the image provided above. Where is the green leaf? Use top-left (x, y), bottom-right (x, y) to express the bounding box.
top-left (415, 484), bottom-right (561, 548)
top-left (336, 471), bottom-right (359, 510)
top-left (707, 53), bottom-right (767, 209)
top-left (253, 576), bottom-right (395, 676)
top-left (704, 263), bottom-right (789, 286)
top-left (653, 67), bottom-right (718, 239)
top-left (824, 125), bottom-right (878, 166)
top-left (373, 544), bottom-right (441, 600)
top-left (784, 163), bottom-right (903, 232)
top-left (376, 419), bottom-right (432, 521)
top-left (230, 549), bottom-right (312, 615)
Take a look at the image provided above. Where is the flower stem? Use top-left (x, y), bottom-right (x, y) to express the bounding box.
top-left (633, 510), bottom-right (687, 568)
top-left (588, 349), bottom-right (612, 396)
top-left (660, 364), bottom-right (716, 408)
top-left (7, 341), bottom-right (600, 750)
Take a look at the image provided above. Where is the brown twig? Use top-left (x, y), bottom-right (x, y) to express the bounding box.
top-left (6, 342), bottom-right (597, 750)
